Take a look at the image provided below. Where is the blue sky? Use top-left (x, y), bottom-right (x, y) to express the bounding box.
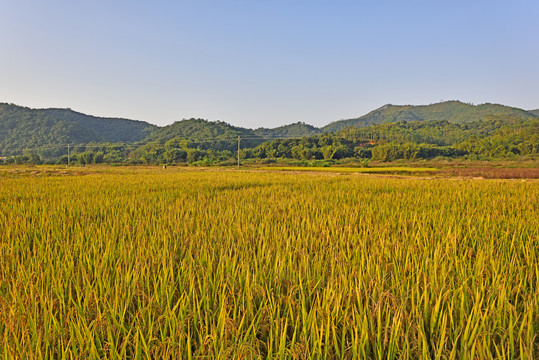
top-left (1, 1), bottom-right (538, 128)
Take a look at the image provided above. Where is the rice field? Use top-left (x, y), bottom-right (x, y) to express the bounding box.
top-left (0, 166), bottom-right (537, 359)
top-left (260, 166), bottom-right (437, 175)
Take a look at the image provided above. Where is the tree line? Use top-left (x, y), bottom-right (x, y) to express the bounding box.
top-left (2, 116), bottom-right (537, 165)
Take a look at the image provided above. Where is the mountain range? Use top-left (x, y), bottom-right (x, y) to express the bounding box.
top-left (322, 101), bottom-right (537, 132)
top-left (1, 101), bottom-right (537, 154)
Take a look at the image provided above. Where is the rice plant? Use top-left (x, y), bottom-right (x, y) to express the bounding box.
top-left (0, 167), bottom-right (537, 359)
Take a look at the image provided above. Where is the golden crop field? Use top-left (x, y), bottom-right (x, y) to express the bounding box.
top-left (0, 167), bottom-right (537, 359)
top-left (259, 166), bottom-right (437, 175)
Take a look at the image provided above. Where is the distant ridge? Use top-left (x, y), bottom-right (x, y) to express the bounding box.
top-left (0, 100), bottom-right (537, 154)
top-left (0, 103), bottom-right (156, 152)
top-left (142, 118), bottom-right (262, 150)
top-left (39, 108), bottom-right (156, 142)
top-left (254, 122), bottom-right (321, 138)
top-left (144, 118), bottom-right (253, 142)
top-left (322, 101), bottom-right (537, 132)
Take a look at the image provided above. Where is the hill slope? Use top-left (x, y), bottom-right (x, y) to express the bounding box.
top-left (0, 103), bottom-right (156, 153)
top-left (254, 122), bottom-right (321, 138)
top-left (322, 101), bottom-right (537, 132)
top-left (2, 101), bottom-right (537, 156)
top-left (143, 118), bottom-right (264, 150)
top-left (144, 120), bottom-right (324, 150)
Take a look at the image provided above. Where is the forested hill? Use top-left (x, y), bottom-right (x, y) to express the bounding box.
top-left (144, 118), bottom-right (253, 142)
top-left (146, 120), bottom-right (322, 142)
top-left (1, 101), bottom-right (538, 156)
top-left (254, 122), bottom-right (321, 138)
top-left (322, 101), bottom-right (538, 132)
top-left (0, 103), bottom-right (156, 152)
top-left (142, 118), bottom-right (263, 150)
top-left (140, 103), bottom-right (537, 145)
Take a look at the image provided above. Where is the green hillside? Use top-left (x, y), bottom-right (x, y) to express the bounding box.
top-left (2, 100), bottom-right (537, 164)
top-left (528, 109), bottom-right (539, 117)
top-left (247, 116), bottom-right (538, 162)
top-left (322, 101), bottom-right (537, 132)
top-left (344, 117), bottom-right (539, 146)
top-left (254, 122), bottom-right (321, 138)
top-left (40, 108), bottom-right (156, 142)
top-left (0, 103), bottom-right (156, 153)
top-left (143, 118), bottom-right (264, 150)
top-left (146, 119), bottom-right (322, 147)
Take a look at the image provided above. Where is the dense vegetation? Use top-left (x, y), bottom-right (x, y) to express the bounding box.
top-left (322, 101), bottom-right (537, 132)
top-left (228, 117), bottom-right (537, 164)
top-left (1, 167), bottom-right (537, 358)
top-left (143, 118), bottom-right (262, 151)
top-left (0, 103), bottom-right (155, 154)
top-left (1, 101), bottom-right (537, 165)
top-left (3, 117), bottom-right (537, 165)
top-left (254, 122), bottom-right (321, 138)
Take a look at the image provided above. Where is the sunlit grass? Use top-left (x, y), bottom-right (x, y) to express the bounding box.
top-left (260, 166), bottom-right (437, 174)
top-left (0, 167), bottom-right (537, 358)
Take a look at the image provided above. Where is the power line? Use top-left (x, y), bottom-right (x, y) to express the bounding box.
top-left (0, 133), bottom-right (330, 155)
top-left (1, 143), bottom-right (132, 153)
top-left (237, 135), bottom-right (241, 168)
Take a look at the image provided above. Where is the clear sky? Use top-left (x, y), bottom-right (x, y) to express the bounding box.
top-left (1, 1), bottom-right (538, 128)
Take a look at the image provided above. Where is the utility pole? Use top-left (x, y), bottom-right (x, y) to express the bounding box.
top-left (67, 144), bottom-right (70, 167)
top-left (237, 136), bottom-right (241, 168)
